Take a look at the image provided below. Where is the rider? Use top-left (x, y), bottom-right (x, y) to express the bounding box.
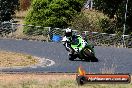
top-left (62, 28), bottom-right (75, 55)
top-left (62, 28), bottom-right (94, 55)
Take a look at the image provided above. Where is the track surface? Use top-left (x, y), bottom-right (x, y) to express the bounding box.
top-left (0, 39), bottom-right (132, 73)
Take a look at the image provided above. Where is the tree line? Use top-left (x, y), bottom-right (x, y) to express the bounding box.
top-left (94, 0), bottom-right (132, 34)
top-left (0, 0), bottom-right (131, 34)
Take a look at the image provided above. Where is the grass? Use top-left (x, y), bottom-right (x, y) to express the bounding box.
top-left (0, 74), bottom-right (131, 88)
top-left (0, 51), bottom-right (39, 67)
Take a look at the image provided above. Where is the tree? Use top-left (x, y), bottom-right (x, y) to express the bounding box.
top-left (20, 0), bottom-right (31, 10)
top-left (70, 10), bottom-right (117, 33)
top-left (24, 0), bottom-right (85, 34)
top-left (70, 13), bottom-right (92, 32)
top-left (0, 0), bottom-right (19, 22)
top-left (94, 0), bottom-right (132, 34)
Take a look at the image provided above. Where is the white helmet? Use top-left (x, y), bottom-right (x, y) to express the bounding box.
top-left (66, 28), bottom-right (72, 32)
top-left (65, 28), bottom-right (72, 37)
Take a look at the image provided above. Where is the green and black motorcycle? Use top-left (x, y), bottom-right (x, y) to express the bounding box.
top-left (68, 35), bottom-right (98, 61)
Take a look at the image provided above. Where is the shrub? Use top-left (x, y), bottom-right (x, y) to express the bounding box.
top-left (70, 10), bottom-right (119, 33)
top-left (19, 0), bottom-right (31, 11)
top-left (24, 0), bottom-right (85, 35)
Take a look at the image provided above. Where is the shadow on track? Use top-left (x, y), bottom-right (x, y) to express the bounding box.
top-left (69, 57), bottom-right (99, 62)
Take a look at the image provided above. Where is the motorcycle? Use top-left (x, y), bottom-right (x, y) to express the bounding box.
top-left (65, 35), bottom-right (98, 61)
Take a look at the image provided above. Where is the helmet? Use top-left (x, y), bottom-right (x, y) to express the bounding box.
top-left (65, 28), bottom-right (72, 37)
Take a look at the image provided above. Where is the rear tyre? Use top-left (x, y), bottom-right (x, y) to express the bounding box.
top-left (90, 56), bottom-right (99, 62)
top-left (69, 54), bottom-right (77, 61)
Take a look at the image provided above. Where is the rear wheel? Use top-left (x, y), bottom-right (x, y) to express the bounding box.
top-left (92, 57), bottom-right (98, 62)
top-left (69, 54), bottom-right (77, 61)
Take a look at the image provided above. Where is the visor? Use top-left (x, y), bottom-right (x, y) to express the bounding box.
top-left (65, 32), bottom-right (72, 37)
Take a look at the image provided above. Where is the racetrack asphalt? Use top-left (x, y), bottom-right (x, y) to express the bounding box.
top-left (0, 39), bottom-right (132, 73)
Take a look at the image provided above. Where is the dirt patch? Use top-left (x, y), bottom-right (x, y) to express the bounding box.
top-left (0, 51), bottom-right (39, 67)
top-left (0, 74), bottom-right (75, 83)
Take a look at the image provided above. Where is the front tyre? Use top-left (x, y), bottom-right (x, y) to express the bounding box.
top-left (81, 47), bottom-right (98, 62)
top-left (83, 48), bottom-right (94, 58)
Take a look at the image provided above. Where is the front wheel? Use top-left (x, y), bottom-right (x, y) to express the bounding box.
top-left (80, 47), bottom-right (98, 61)
top-left (83, 48), bottom-right (94, 58)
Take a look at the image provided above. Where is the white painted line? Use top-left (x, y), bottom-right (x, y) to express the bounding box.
top-left (45, 59), bottom-right (55, 67)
